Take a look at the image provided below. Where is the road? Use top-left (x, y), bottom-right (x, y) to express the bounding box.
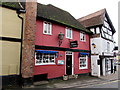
top-left (79, 80), bottom-right (119, 88)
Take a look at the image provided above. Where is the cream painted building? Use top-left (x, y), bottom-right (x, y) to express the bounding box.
top-left (0, 7), bottom-right (22, 76)
top-left (0, 2), bottom-right (25, 87)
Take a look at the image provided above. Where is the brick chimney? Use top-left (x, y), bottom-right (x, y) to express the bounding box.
top-left (21, 0), bottom-right (37, 86)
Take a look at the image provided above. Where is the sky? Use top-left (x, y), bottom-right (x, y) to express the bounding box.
top-left (37, 0), bottom-right (119, 46)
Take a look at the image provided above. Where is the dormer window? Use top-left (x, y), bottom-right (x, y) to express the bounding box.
top-left (43, 21), bottom-right (52, 35)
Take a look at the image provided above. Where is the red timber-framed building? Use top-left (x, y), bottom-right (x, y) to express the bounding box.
top-left (34, 3), bottom-right (92, 81)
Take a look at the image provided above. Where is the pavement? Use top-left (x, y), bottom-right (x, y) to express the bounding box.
top-left (33, 76), bottom-right (103, 89)
top-left (32, 72), bottom-right (118, 89)
top-left (99, 71), bottom-right (118, 81)
top-left (5, 66), bottom-right (118, 89)
top-left (99, 65), bottom-right (119, 81)
top-left (32, 66), bottom-right (119, 89)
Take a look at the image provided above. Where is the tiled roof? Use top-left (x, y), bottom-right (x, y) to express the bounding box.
top-left (37, 3), bottom-right (91, 33)
top-left (78, 9), bottom-right (105, 27)
top-left (0, 2), bottom-right (92, 34)
top-left (78, 9), bottom-right (116, 33)
top-left (0, 2), bottom-right (25, 10)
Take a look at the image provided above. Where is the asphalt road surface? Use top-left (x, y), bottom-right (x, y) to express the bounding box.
top-left (80, 80), bottom-right (119, 88)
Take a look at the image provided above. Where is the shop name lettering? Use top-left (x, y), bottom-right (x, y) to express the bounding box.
top-left (70, 41), bottom-right (78, 48)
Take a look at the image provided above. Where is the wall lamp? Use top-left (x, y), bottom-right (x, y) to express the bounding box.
top-left (58, 32), bottom-right (64, 47)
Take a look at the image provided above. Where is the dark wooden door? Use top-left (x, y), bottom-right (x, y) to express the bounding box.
top-left (100, 58), bottom-right (103, 75)
top-left (66, 55), bottom-right (72, 75)
top-left (111, 59), bottom-right (113, 73)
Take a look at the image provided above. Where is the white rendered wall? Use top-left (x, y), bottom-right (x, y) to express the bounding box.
top-left (91, 36), bottom-right (115, 77)
top-left (91, 37), bottom-right (115, 55)
top-left (91, 55), bottom-right (100, 77)
top-left (101, 38), bottom-right (115, 54)
top-left (91, 37), bottom-right (102, 55)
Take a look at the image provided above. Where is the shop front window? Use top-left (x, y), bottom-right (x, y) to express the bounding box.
top-left (79, 55), bottom-right (88, 69)
top-left (35, 52), bottom-right (56, 65)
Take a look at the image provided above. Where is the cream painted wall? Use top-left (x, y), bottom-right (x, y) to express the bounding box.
top-left (0, 7), bottom-right (22, 39)
top-left (0, 41), bottom-right (21, 75)
top-left (0, 7), bottom-right (24, 76)
top-left (0, 6), bottom-right (2, 76)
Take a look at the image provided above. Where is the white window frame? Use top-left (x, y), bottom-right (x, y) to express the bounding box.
top-left (80, 32), bottom-right (86, 42)
top-left (79, 55), bottom-right (88, 69)
top-left (35, 52), bottom-right (56, 65)
top-left (66, 27), bottom-right (72, 39)
top-left (43, 21), bottom-right (52, 35)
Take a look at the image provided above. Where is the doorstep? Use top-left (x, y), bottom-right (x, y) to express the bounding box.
top-left (63, 74), bottom-right (78, 80)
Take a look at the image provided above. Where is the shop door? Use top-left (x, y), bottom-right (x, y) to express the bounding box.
top-left (105, 58), bottom-right (111, 75)
top-left (66, 52), bottom-right (72, 75)
top-left (111, 59), bottom-right (114, 73)
top-left (100, 58), bottom-right (103, 75)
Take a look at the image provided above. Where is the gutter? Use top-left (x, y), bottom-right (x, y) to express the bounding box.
top-left (16, 9), bottom-right (26, 86)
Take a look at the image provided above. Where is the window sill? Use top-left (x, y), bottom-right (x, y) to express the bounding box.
top-left (43, 33), bottom-right (52, 36)
top-left (66, 37), bottom-right (72, 39)
top-left (79, 68), bottom-right (88, 70)
top-left (35, 63), bottom-right (55, 66)
top-left (80, 40), bottom-right (86, 42)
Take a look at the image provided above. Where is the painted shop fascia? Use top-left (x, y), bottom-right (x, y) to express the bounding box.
top-left (78, 9), bottom-right (116, 77)
top-left (34, 3), bottom-right (92, 81)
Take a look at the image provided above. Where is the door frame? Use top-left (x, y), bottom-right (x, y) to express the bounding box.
top-left (65, 51), bottom-right (74, 75)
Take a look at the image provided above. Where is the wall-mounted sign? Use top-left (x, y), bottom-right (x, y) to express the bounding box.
top-left (70, 40), bottom-right (78, 48)
top-left (92, 43), bottom-right (96, 48)
top-left (58, 60), bottom-right (64, 65)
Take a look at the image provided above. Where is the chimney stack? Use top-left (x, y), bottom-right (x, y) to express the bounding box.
top-left (21, 0), bottom-right (37, 86)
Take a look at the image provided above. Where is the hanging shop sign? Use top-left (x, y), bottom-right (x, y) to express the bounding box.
top-left (70, 40), bottom-right (78, 48)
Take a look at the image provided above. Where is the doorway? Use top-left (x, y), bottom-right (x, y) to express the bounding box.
top-left (100, 58), bottom-right (103, 75)
top-left (66, 51), bottom-right (73, 75)
top-left (111, 59), bottom-right (114, 73)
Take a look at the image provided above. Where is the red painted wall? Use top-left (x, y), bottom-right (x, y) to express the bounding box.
top-left (74, 52), bottom-right (90, 75)
top-left (34, 19), bottom-right (91, 79)
top-left (34, 51), bottom-right (66, 79)
top-left (35, 20), bottom-right (90, 50)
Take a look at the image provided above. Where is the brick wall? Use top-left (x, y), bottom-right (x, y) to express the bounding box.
top-left (21, 1), bottom-right (37, 79)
